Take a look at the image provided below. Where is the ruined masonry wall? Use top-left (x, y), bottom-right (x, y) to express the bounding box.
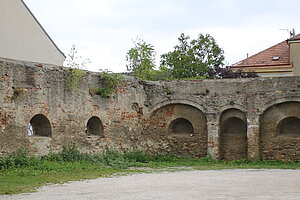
top-left (0, 58), bottom-right (300, 161)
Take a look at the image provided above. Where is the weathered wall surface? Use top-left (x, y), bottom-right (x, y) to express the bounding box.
top-left (1, 58), bottom-right (300, 161)
top-left (219, 109), bottom-right (248, 160)
top-left (0, 58), bottom-right (147, 155)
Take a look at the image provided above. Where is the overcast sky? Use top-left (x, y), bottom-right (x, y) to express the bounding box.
top-left (24, 0), bottom-right (300, 72)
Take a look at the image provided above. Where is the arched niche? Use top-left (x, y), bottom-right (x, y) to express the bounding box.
top-left (148, 103), bottom-right (207, 157)
top-left (219, 108), bottom-right (247, 160)
top-left (28, 114), bottom-right (52, 137)
top-left (87, 116), bottom-right (104, 136)
top-left (221, 117), bottom-right (247, 135)
top-left (260, 101), bottom-right (300, 161)
top-left (169, 118), bottom-right (194, 134)
top-left (277, 117), bottom-right (300, 136)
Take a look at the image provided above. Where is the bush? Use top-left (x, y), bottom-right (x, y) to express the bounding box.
top-left (66, 68), bottom-right (85, 89)
top-left (123, 151), bottom-right (155, 163)
top-left (0, 149), bottom-right (39, 169)
top-left (60, 145), bottom-right (83, 162)
top-left (42, 145), bottom-right (93, 162)
top-left (89, 70), bottom-right (123, 98)
top-left (90, 87), bottom-right (115, 98)
top-left (102, 149), bottom-right (129, 169)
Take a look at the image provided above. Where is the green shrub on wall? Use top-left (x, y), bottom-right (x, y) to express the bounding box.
top-left (90, 70), bottom-right (123, 98)
top-left (66, 68), bottom-right (85, 89)
top-left (65, 45), bottom-right (90, 90)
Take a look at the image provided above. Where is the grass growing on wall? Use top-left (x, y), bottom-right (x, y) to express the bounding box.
top-left (66, 68), bottom-right (85, 89)
top-left (91, 70), bottom-right (124, 98)
top-left (0, 146), bottom-right (299, 195)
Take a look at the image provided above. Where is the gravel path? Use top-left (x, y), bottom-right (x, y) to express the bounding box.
top-left (2, 169), bottom-right (300, 200)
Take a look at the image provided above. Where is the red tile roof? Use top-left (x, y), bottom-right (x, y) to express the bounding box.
top-left (231, 34), bottom-right (300, 68)
top-left (232, 40), bottom-right (290, 68)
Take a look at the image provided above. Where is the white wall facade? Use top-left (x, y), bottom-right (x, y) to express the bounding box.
top-left (0, 0), bottom-right (65, 65)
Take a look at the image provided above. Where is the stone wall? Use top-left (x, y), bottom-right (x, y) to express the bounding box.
top-left (1, 58), bottom-right (300, 161)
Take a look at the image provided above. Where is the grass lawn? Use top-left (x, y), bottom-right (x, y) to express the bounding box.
top-left (0, 148), bottom-right (299, 195)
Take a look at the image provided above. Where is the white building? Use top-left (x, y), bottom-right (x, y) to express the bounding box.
top-left (0, 0), bottom-right (65, 65)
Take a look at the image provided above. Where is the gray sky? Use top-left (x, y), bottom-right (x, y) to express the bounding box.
top-left (24, 0), bottom-right (300, 72)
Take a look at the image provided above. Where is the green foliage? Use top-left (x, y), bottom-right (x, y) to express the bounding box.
top-left (161, 33), bottom-right (225, 79)
top-left (58, 145), bottom-right (86, 162)
top-left (65, 44), bottom-right (91, 69)
top-left (229, 100), bottom-right (235, 105)
top-left (42, 145), bottom-right (93, 163)
top-left (126, 38), bottom-right (157, 80)
top-left (0, 149), bottom-right (38, 170)
top-left (0, 163), bottom-right (117, 195)
top-left (89, 88), bottom-right (114, 98)
top-left (99, 69), bottom-right (123, 88)
top-left (123, 151), bottom-right (154, 163)
top-left (144, 66), bottom-right (173, 81)
top-left (102, 149), bottom-right (129, 169)
top-left (65, 45), bottom-right (89, 89)
top-left (91, 69), bottom-right (124, 98)
top-left (66, 68), bottom-right (85, 89)
top-left (1, 148), bottom-right (300, 195)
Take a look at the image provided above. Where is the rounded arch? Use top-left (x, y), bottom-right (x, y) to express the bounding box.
top-left (260, 98), bottom-right (300, 114)
top-left (219, 108), bottom-right (247, 160)
top-left (147, 102), bottom-right (208, 157)
top-left (260, 101), bottom-right (300, 161)
top-left (277, 117), bottom-right (300, 136)
top-left (221, 117), bottom-right (247, 135)
top-left (149, 99), bottom-right (206, 118)
top-left (28, 114), bottom-right (52, 137)
top-left (219, 108), bottom-right (247, 124)
top-left (169, 118), bottom-right (194, 134)
top-left (86, 116), bottom-right (104, 136)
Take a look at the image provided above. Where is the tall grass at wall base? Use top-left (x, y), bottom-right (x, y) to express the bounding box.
top-left (0, 146), bottom-right (299, 195)
top-left (1, 146), bottom-right (300, 171)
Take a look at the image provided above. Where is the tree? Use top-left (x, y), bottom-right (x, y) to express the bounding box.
top-left (160, 33), bottom-right (225, 79)
top-left (126, 38), bottom-right (156, 80)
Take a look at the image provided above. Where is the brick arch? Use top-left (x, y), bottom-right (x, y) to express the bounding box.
top-left (219, 108), bottom-right (248, 160)
top-left (149, 99), bottom-right (206, 118)
top-left (260, 101), bottom-right (300, 161)
top-left (277, 117), bottom-right (300, 136)
top-left (147, 103), bottom-right (207, 157)
top-left (260, 98), bottom-right (300, 114)
top-left (86, 116), bottom-right (104, 136)
top-left (28, 114), bottom-right (52, 137)
top-left (169, 118), bottom-right (194, 134)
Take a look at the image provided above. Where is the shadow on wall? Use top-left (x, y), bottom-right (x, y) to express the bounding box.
top-left (219, 108), bottom-right (248, 161)
top-left (260, 101), bottom-right (300, 161)
top-left (148, 103), bottom-right (207, 157)
top-left (86, 116), bottom-right (104, 137)
top-left (28, 114), bottom-right (52, 137)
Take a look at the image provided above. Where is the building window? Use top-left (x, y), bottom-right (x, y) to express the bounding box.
top-left (87, 116), bottom-right (103, 136)
top-left (277, 117), bottom-right (300, 136)
top-left (169, 118), bottom-right (193, 134)
top-left (28, 114), bottom-right (52, 137)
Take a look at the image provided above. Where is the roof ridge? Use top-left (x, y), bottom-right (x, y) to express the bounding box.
top-left (232, 39), bottom-right (289, 67)
top-left (20, 0), bottom-right (66, 58)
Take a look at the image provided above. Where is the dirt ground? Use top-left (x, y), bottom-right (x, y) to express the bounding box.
top-left (2, 169), bottom-right (300, 200)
